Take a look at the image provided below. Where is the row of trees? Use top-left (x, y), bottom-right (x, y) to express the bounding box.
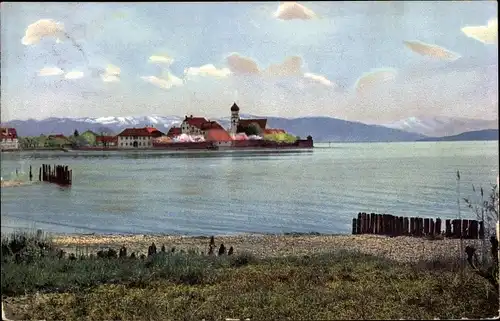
top-left (238, 123), bottom-right (299, 143)
top-left (18, 128), bottom-right (115, 149)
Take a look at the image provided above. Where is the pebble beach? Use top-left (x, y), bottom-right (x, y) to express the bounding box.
top-left (52, 233), bottom-right (486, 263)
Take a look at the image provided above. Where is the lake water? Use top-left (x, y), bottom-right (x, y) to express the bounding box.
top-left (1, 142), bottom-right (498, 236)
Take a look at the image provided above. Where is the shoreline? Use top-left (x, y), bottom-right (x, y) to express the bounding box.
top-left (48, 232), bottom-right (484, 263)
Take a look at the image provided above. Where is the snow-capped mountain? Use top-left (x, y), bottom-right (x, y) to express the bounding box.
top-left (1, 115), bottom-right (427, 142)
top-left (382, 116), bottom-right (498, 137)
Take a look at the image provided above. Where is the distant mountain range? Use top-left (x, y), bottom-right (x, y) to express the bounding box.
top-left (382, 116), bottom-right (498, 137)
top-left (417, 129), bottom-right (499, 142)
top-left (1, 115), bottom-right (497, 143)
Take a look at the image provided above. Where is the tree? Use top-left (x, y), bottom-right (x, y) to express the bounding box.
top-left (74, 129), bottom-right (80, 137)
top-left (243, 123), bottom-right (263, 136)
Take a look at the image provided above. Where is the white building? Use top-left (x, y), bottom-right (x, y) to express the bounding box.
top-left (0, 128), bottom-right (19, 150)
top-left (116, 127), bottom-right (164, 149)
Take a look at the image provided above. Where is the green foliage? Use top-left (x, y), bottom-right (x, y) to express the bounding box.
top-left (238, 123), bottom-right (263, 136)
top-left (2, 249), bottom-right (497, 320)
top-left (264, 132), bottom-right (298, 143)
top-left (80, 131), bottom-right (97, 146)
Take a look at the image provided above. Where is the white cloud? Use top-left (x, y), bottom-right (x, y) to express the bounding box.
top-left (100, 64), bottom-right (121, 82)
top-left (184, 64), bottom-right (231, 79)
top-left (101, 74), bottom-right (120, 83)
top-left (274, 2), bottom-right (317, 20)
top-left (403, 40), bottom-right (461, 61)
top-left (303, 73), bottom-right (334, 87)
top-left (149, 55), bottom-right (174, 65)
top-left (38, 66), bottom-right (64, 77)
top-left (354, 68), bottom-right (398, 95)
top-left (226, 53), bottom-right (260, 74)
top-left (64, 71), bottom-right (84, 80)
top-left (262, 56), bottom-right (303, 77)
top-left (141, 72), bottom-right (183, 90)
top-left (22, 19), bottom-right (66, 45)
top-left (461, 18), bottom-right (498, 45)
top-left (225, 53), bottom-right (333, 87)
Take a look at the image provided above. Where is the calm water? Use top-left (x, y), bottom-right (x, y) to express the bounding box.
top-left (1, 142), bottom-right (498, 236)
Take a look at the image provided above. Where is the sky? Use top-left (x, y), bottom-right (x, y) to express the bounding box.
top-left (0, 1), bottom-right (498, 124)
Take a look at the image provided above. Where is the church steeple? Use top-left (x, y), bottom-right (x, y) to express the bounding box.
top-left (230, 102), bottom-right (240, 136)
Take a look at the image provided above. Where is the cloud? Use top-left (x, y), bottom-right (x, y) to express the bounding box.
top-left (262, 56), bottom-right (303, 77)
top-left (22, 19), bottom-right (66, 45)
top-left (100, 64), bottom-right (121, 82)
top-left (226, 53), bottom-right (260, 74)
top-left (141, 72), bottom-right (183, 90)
top-left (101, 74), bottom-right (120, 83)
top-left (274, 2), bottom-right (317, 20)
top-left (461, 18), bottom-right (498, 45)
top-left (303, 73), bottom-right (334, 87)
top-left (38, 66), bottom-right (64, 77)
top-left (354, 68), bottom-right (398, 95)
top-left (184, 64), bottom-right (231, 79)
top-left (225, 53), bottom-right (333, 87)
top-left (149, 54), bottom-right (174, 65)
top-left (64, 71), bottom-right (84, 80)
top-left (403, 40), bottom-right (461, 61)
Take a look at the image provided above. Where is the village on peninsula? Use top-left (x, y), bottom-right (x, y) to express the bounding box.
top-left (0, 103), bottom-right (314, 152)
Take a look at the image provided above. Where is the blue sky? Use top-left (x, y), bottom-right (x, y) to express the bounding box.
top-left (0, 1), bottom-right (497, 123)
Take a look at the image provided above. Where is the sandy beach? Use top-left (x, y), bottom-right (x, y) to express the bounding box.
top-left (52, 233), bottom-right (485, 263)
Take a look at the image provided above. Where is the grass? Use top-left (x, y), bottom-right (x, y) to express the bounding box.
top-left (1, 231), bottom-right (499, 321)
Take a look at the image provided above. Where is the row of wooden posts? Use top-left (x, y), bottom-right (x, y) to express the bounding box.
top-left (352, 212), bottom-right (484, 239)
top-left (38, 164), bottom-right (72, 186)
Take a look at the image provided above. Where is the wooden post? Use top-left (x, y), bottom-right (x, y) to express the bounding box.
top-left (357, 213), bottom-right (362, 234)
top-left (39, 167), bottom-right (42, 181)
top-left (410, 217), bottom-right (415, 236)
top-left (370, 213), bottom-right (375, 234)
top-left (479, 221), bottom-right (484, 239)
top-left (29, 165), bottom-right (33, 181)
top-left (403, 217), bottom-right (409, 236)
top-left (361, 213), bottom-right (368, 234)
top-left (469, 220), bottom-right (477, 239)
top-left (352, 218), bottom-right (357, 234)
top-left (445, 219), bottom-right (452, 237)
top-left (424, 218), bottom-right (430, 236)
top-left (429, 219), bottom-right (435, 237)
top-left (69, 169), bottom-right (72, 185)
top-left (418, 218), bottom-right (424, 237)
top-left (462, 219), bottom-right (469, 239)
top-left (435, 218), bottom-right (442, 236)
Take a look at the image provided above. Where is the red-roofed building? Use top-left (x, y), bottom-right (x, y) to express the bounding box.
top-left (205, 129), bottom-right (233, 147)
top-left (96, 135), bottom-right (118, 147)
top-left (0, 127), bottom-right (19, 150)
top-left (166, 127), bottom-right (182, 138)
top-left (180, 115), bottom-right (226, 137)
top-left (116, 126), bottom-right (164, 148)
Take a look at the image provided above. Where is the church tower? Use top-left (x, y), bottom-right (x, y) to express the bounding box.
top-left (230, 102), bottom-right (240, 136)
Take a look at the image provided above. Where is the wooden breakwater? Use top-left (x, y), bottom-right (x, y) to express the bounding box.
top-left (352, 212), bottom-right (484, 239)
top-left (39, 164), bottom-right (72, 186)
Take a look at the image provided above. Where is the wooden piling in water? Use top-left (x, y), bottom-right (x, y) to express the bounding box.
top-left (435, 218), bottom-right (442, 236)
top-left (429, 219), bottom-right (435, 237)
top-left (445, 219), bottom-right (452, 237)
top-left (352, 218), bottom-right (358, 234)
top-left (403, 217), bottom-right (409, 235)
top-left (357, 213), bottom-right (362, 234)
top-left (424, 218), bottom-right (430, 236)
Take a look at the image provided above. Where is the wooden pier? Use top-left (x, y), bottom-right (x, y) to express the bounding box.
top-left (39, 164), bottom-right (72, 186)
top-left (352, 212), bottom-right (482, 239)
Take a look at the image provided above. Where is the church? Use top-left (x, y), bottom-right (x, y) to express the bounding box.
top-left (166, 102), bottom-right (283, 139)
